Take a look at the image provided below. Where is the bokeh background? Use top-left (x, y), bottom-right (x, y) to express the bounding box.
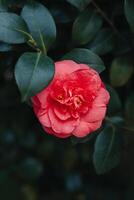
top-left (1, 0), bottom-right (134, 199)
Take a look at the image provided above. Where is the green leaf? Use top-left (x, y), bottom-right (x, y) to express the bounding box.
top-left (0, 12), bottom-right (28, 44)
top-left (67, 0), bottom-right (92, 11)
top-left (87, 28), bottom-right (114, 55)
top-left (62, 48), bottom-right (105, 73)
top-left (106, 85), bottom-right (122, 116)
top-left (124, 0), bottom-right (134, 32)
top-left (0, 42), bottom-right (12, 52)
top-left (93, 125), bottom-right (121, 174)
top-left (15, 52), bottom-right (55, 101)
top-left (110, 57), bottom-right (133, 87)
top-left (21, 1), bottom-right (56, 51)
top-left (109, 116), bottom-right (124, 126)
top-left (72, 9), bottom-right (103, 45)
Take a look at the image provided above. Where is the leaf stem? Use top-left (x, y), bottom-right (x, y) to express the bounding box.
top-left (16, 28), bottom-right (41, 51)
top-left (16, 28), bottom-right (34, 41)
top-left (39, 31), bottom-right (47, 56)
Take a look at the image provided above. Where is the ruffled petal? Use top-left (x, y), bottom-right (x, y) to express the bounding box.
top-left (93, 87), bottom-right (110, 107)
top-left (54, 107), bottom-right (71, 120)
top-left (43, 126), bottom-right (71, 138)
top-left (73, 120), bottom-right (102, 138)
top-left (83, 106), bottom-right (106, 123)
top-left (32, 87), bottom-right (50, 109)
top-left (48, 108), bottom-right (79, 134)
top-left (38, 112), bottom-right (51, 127)
top-left (55, 60), bottom-right (80, 77)
top-left (79, 64), bottom-right (91, 70)
top-left (82, 87), bottom-right (110, 123)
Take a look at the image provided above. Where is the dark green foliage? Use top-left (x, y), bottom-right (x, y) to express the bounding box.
top-left (110, 56), bottom-right (134, 87)
top-left (67, 0), bottom-right (92, 11)
top-left (72, 9), bottom-right (103, 45)
top-left (124, 0), bottom-right (134, 32)
top-left (15, 52), bottom-right (55, 101)
top-left (21, 1), bottom-right (56, 51)
top-left (0, 0), bottom-right (134, 199)
top-left (0, 13), bottom-right (28, 44)
top-left (87, 28), bottom-right (114, 55)
top-left (62, 48), bottom-right (105, 73)
top-left (93, 125), bottom-right (122, 174)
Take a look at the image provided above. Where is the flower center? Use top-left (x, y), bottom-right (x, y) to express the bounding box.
top-left (73, 95), bottom-right (83, 109)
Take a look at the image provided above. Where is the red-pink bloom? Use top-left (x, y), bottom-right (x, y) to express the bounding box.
top-left (32, 60), bottom-right (110, 138)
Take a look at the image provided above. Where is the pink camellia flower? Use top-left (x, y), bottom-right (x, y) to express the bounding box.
top-left (32, 60), bottom-right (110, 138)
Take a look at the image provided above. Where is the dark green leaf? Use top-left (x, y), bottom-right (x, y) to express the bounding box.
top-left (21, 1), bottom-right (56, 51)
top-left (110, 57), bottom-right (133, 87)
top-left (109, 116), bottom-right (124, 126)
top-left (93, 125), bottom-right (121, 174)
top-left (124, 0), bottom-right (134, 32)
top-left (87, 28), bottom-right (114, 55)
top-left (62, 48), bottom-right (105, 73)
top-left (0, 42), bottom-right (12, 52)
top-left (67, 0), bottom-right (92, 11)
top-left (72, 9), bottom-right (103, 45)
top-left (0, 12), bottom-right (28, 44)
top-left (106, 85), bottom-right (122, 116)
top-left (15, 52), bottom-right (55, 101)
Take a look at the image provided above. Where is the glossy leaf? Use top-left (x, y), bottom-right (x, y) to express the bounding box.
top-left (67, 0), bottom-right (92, 11)
top-left (106, 85), bottom-right (122, 116)
top-left (0, 12), bottom-right (28, 44)
top-left (93, 125), bottom-right (121, 174)
top-left (62, 48), bottom-right (105, 73)
top-left (87, 28), bottom-right (114, 55)
top-left (15, 52), bottom-right (55, 101)
top-left (110, 57), bottom-right (133, 87)
top-left (0, 42), bottom-right (12, 52)
top-left (21, 1), bottom-right (56, 51)
top-left (124, 0), bottom-right (134, 31)
top-left (72, 9), bottom-right (103, 45)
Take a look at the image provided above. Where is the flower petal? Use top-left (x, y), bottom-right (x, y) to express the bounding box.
top-left (54, 107), bottom-right (71, 120)
top-left (48, 108), bottom-right (79, 134)
top-left (79, 64), bottom-right (90, 70)
top-left (73, 121), bottom-right (102, 138)
top-left (38, 112), bottom-right (51, 127)
top-left (82, 88), bottom-right (110, 122)
top-left (55, 60), bottom-right (80, 77)
top-left (32, 87), bottom-right (50, 109)
top-left (43, 126), bottom-right (71, 138)
top-left (93, 87), bottom-right (110, 107)
top-left (83, 106), bottom-right (107, 123)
